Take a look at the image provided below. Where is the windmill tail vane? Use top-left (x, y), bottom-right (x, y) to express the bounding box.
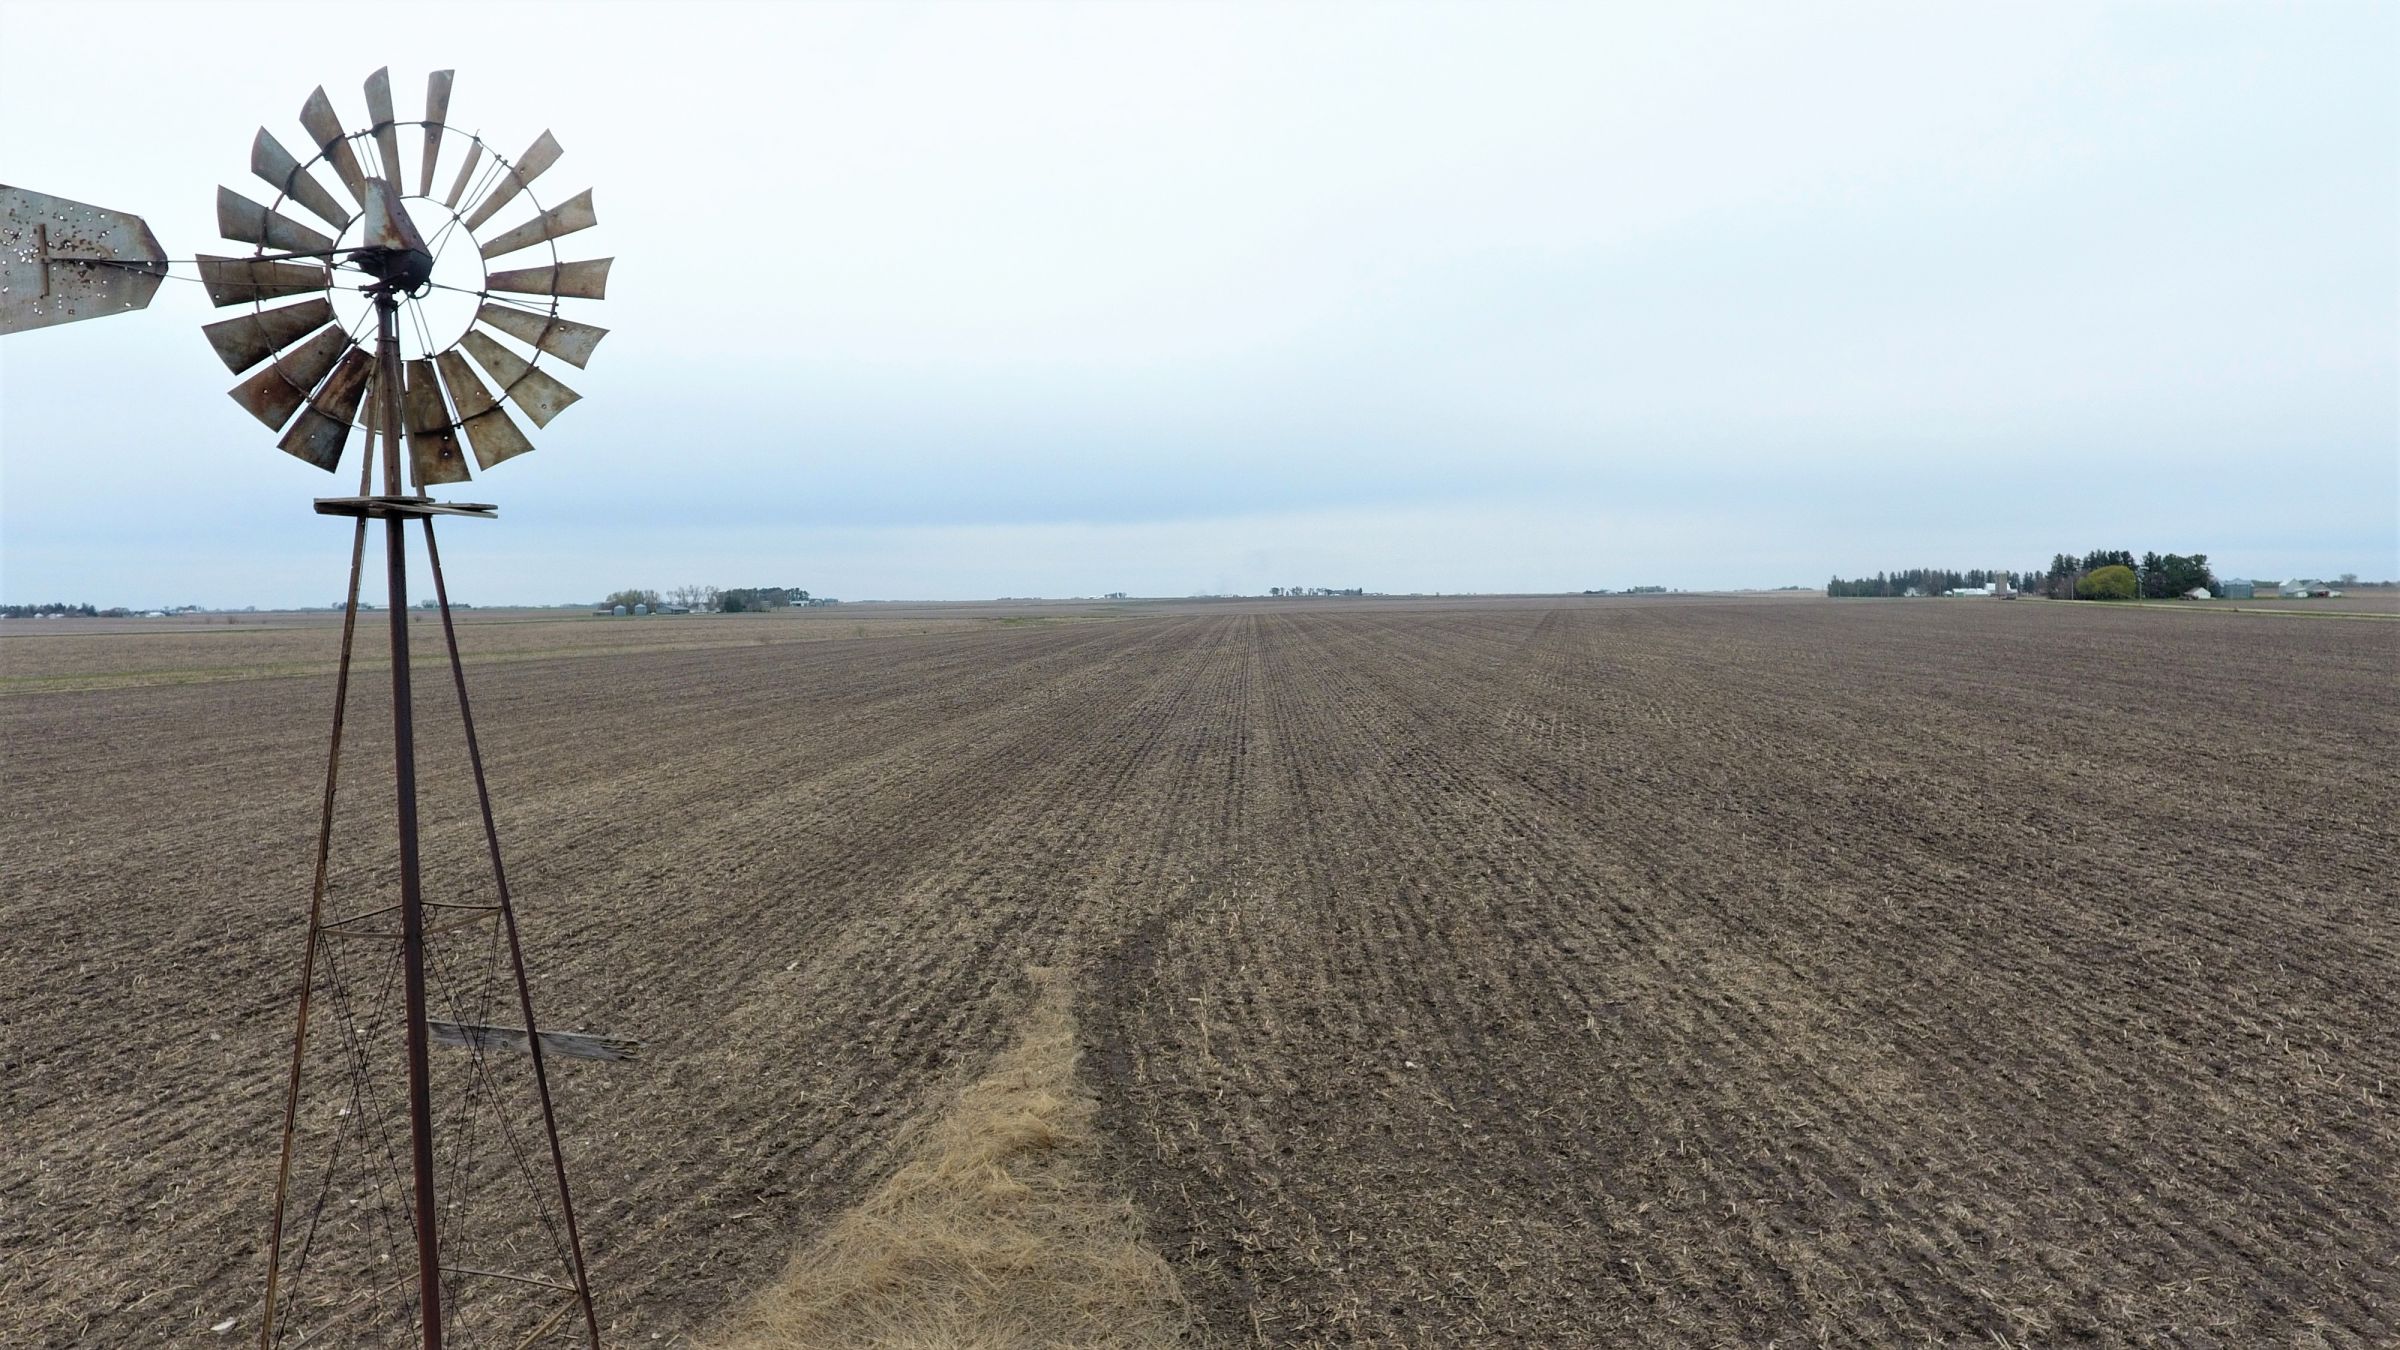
top-left (8, 66), bottom-right (627, 1350)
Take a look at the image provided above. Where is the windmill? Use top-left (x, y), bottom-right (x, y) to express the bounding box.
top-left (4, 62), bottom-right (624, 1350)
top-left (198, 69), bottom-right (623, 1350)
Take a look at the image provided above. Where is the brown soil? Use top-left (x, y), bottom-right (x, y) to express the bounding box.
top-left (3, 596), bottom-right (2393, 1346)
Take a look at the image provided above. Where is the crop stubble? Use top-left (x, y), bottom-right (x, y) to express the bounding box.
top-left (1, 597), bottom-right (2392, 1345)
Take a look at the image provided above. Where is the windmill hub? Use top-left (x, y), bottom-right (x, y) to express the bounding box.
top-left (352, 243), bottom-right (436, 294)
top-left (353, 180), bottom-right (436, 295)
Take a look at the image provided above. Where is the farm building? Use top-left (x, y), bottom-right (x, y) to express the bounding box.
top-left (2185, 587), bottom-right (2212, 600)
top-left (2222, 579), bottom-right (2255, 599)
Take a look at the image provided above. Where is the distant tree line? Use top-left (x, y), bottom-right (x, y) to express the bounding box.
top-left (719, 586), bottom-right (823, 611)
top-left (598, 584), bottom-right (835, 613)
top-left (2, 602), bottom-right (129, 618)
top-left (1829, 549), bottom-right (2223, 600)
top-left (2030, 549), bottom-right (2217, 600)
top-left (1269, 586), bottom-right (1364, 597)
top-left (1826, 568), bottom-right (2024, 598)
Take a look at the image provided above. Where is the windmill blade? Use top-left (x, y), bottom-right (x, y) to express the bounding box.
top-left (402, 359), bottom-right (472, 486)
top-left (420, 70), bottom-right (454, 196)
top-left (201, 297), bottom-right (335, 374)
top-left (251, 128), bottom-right (352, 231)
top-left (198, 255), bottom-right (330, 307)
top-left (475, 302), bottom-right (607, 368)
top-left (363, 67), bottom-right (402, 190)
top-left (442, 138), bottom-right (484, 210)
top-left (485, 258), bottom-right (611, 300)
top-left (461, 130), bottom-right (562, 231)
top-left (277, 346), bottom-right (375, 470)
top-left (478, 189), bottom-right (597, 260)
top-left (435, 350), bottom-right (538, 469)
top-left (298, 86), bottom-right (371, 205)
top-left (461, 330), bottom-right (581, 427)
top-left (226, 325), bottom-right (354, 429)
top-left (216, 187), bottom-right (338, 256)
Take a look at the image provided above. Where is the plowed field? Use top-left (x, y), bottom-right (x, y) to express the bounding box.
top-left (4, 597), bottom-right (2394, 1346)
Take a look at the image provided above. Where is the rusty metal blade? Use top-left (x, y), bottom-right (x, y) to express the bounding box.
top-left (298, 86), bottom-right (370, 205)
top-left (198, 254), bottom-right (330, 307)
top-left (461, 130), bottom-right (562, 231)
top-left (461, 330), bottom-right (581, 428)
top-left (484, 258), bottom-right (610, 300)
top-left (433, 349), bottom-right (499, 417)
top-left (435, 350), bottom-right (538, 469)
top-left (250, 128), bottom-right (351, 231)
top-left (443, 138), bottom-right (484, 210)
top-left (474, 303), bottom-right (607, 369)
top-left (201, 297), bottom-right (335, 373)
top-left (277, 346), bottom-right (374, 470)
top-left (402, 358), bottom-right (471, 486)
top-left (428, 1021), bottom-right (639, 1063)
top-left (420, 71), bottom-right (454, 195)
top-left (216, 187), bottom-right (337, 256)
top-left (478, 189), bottom-right (597, 260)
top-left (363, 67), bottom-right (402, 189)
top-left (226, 324), bottom-right (353, 429)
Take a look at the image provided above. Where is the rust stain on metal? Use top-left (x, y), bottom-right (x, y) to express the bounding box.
top-left (461, 129), bottom-right (563, 231)
top-left (442, 137), bottom-right (484, 211)
top-left (474, 302), bottom-right (607, 369)
top-left (484, 256), bottom-right (610, 300)
top-left (477, 188), bottom-right (596, 260)
top-left (197, 254), bottom-right (329, 308)
top-left (402, 358), bottom-right (472, 487)
top-left (228, 324), bottom-right (352, 429)
top-left (299, 86), bottom-right (371, 205)
top-left (420, 71), bottom-right (455, 196)
top-left (249, 128), bottom-right (352, 232)
top-left (358, 180), bottom-right (433, 257)
top-left (277, 345), bottom-right (374, 470)
top-left (202, 297), bottom-right (335, 374)
top-left (434, 349), bottom-right (537, 469)
top-left (216, 186), bottom-right (337, 256)
top-left (363, 67), bottom-right (403, 190)
top-left (460, 329), bottom-right (581, 427)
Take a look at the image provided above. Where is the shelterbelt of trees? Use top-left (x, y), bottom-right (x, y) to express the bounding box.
top-left (599, 585), bottom-right (834, 613)
top-left (1828, 549), bottom-right (2222, 600)
top-left (2034, 550), bottom-right (2218, 600)
top-left (1825, 568), bottom-right (2025, 598)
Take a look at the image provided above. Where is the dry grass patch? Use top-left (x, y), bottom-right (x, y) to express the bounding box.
top-left (709, 968), bottom-right (1195, 1350)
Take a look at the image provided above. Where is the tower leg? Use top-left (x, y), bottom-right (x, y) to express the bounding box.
top-left (423, 519), bottom-right (602, 1346)
top-left (257, 505), bottom-right (370, 1350)
top-left (375, 292), bottom-right (444, 1350)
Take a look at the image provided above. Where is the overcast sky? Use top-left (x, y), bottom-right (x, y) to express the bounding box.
top-left (2, 1), bottom-right (2392, 605)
